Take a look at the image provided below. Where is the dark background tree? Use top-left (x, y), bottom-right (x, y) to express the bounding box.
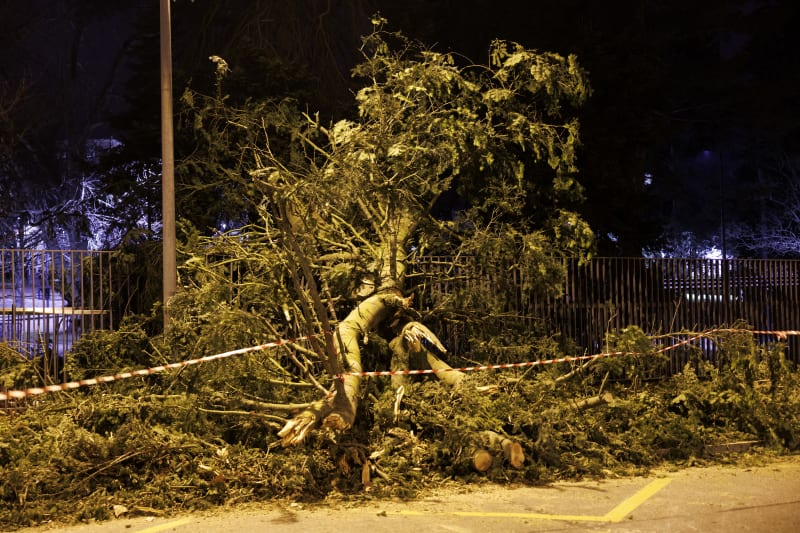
top-left (0, 0), bottom-right (136, 249)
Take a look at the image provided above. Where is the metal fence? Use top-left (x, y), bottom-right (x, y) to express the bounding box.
top-left (1, 249), bottom-right (117, 381)
top-left (415, 256), bottom-right (800, 370)
top-left (5, 251), bottom-right (797, 384)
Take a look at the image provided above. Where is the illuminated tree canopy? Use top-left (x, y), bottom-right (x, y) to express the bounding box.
top-left (180, 19), bottom-right (593, 443)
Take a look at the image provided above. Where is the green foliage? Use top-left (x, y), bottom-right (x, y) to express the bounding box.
top-left (65, 315), bottom-right (155, 380)
top-left (595, 326), bottom-right (669, 389)
top-left (179, 18), bottom-right (593, 299)
top-left (3, 318), bottom-right (800, 529)
top-left (0, 343), bottom-right (40, 390)
top-left (668, 329), bottom-right (800, 450)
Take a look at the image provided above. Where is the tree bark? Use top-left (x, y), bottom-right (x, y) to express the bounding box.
top-left (533, 392), bottom-right (614, 430)
top-left (466, 430), bottom-right (525, 472)
top-left (570, 392), bottom-right (614, 411)
top-left (388, 321), bottom-right (465, 388)
top-left (278, 290), bottom-right (411, 445)
top-left (424, 349), bottom-right (465, 387)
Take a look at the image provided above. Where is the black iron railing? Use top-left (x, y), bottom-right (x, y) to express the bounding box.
top-left (414, 256), bottom-right (800, 369)
top-left (0, 249), bottom-right (119, 381)
top-left (6, 252), bottom-right (797, 386)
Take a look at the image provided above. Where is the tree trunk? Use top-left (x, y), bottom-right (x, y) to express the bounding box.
top-left (389, 321), bottom-right (465, 389)
top-left (465, 430), bottom-right (525, 472)
top-left (278, 290), bottom-right (411, 445)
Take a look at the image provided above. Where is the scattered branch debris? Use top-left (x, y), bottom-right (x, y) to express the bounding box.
top-left (1, 324), bottom-right (799, 531)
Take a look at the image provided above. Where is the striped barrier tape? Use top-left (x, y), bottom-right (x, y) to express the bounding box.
top-left (1, 329), bottom-right (798, 402)
top-left (0, 333), bottom-right (319, 401)
top-left (341, 352), bottom-right (614, 378)
top-left (338, 331), bottom-right (715, 378)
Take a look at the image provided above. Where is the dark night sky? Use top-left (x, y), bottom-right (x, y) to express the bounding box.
top-left (7, 1), bottom-right (796, 155)
top-left (1, 2), bottom-right (138, 138)
top-left (374, 1), bottom-right (800, 253)
top-left (3, 0), bottom-right (799, 255)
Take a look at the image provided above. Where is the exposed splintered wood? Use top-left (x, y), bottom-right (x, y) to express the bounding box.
top-left (401, 321), bottom-right (446, 353)
top-left (389, 321), bottom-right (465, 388)
top-left (277, 400), bottom-right (334, 446)
top-left (361, 461), bottom-right (371, 488)
top-left (278, 290), bottom-right (411, 445)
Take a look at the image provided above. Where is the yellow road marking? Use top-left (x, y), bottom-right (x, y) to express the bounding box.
top-left (604, 477), bottom-right (673, 522)
top-left (136, 517), bottom-right (192, 532)
top-left (134, 478), bottom-right (672, 529)
top-left (396, 509), bottom-right (613, 522)
top-left (393, 477), bottom-right (672, 523)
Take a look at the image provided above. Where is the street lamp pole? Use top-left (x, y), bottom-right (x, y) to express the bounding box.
top-left (719, 149), bottom-right (726, 261)
top-left (160, 0), bottom-right (176, 330)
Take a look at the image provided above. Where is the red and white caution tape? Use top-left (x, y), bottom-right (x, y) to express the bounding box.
top-left (2, 328), bottom-right (797, 402)
top-left (0, 333), bottom-right (319, 401)
top-left (337, 329), bottom-right (799, 378)
top-left (727, 329), bottom-right (800, 339)
top-left (340, 352), bottom-right (613, 378)
top-left (337, 332), bottom-right (705, 378)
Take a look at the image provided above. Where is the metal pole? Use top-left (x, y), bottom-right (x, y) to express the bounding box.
top-left (160, 0), bottom-right (176, 331)
top-left (719, 149), bottom-right (726, 261)
top-left (719, 149), bottom-right (729, 316)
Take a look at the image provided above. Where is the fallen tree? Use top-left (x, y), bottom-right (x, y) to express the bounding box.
top-left (3, 314), bottom-right (800, 530)
top-left (184, 18), bottom-right (594, 449)
top-left (15, 18), bottom-right (800, 531)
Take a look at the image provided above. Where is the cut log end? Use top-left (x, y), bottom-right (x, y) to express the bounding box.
top-left (472, 449), bottom-right (494, 472)
top-left (502, 439), bottom-right (525, 469)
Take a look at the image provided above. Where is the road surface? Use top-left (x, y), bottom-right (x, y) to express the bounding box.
top-left (19, 454), bottom-right (800, 533)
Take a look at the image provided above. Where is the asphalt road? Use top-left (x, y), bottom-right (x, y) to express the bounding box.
top-left (19, 454), bottom-right (800, 533)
